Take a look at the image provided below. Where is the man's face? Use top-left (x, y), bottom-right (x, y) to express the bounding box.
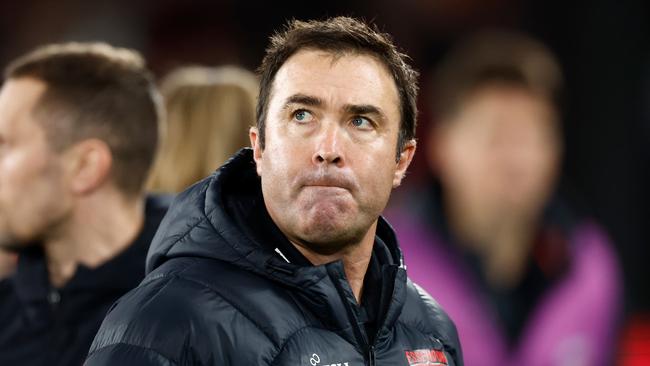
top-left (0, 78), bottom-right (70, 250)
top-left (433, 84), bottom-right (561, 218)
top-left (251, 49), bottom-right (414, 254)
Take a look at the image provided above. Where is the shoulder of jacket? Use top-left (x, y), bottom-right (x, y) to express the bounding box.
top-left (90, 256), bottom-right (314, 363)
top-left (399, 279), bottom-right (462, 352)
top-left (164, 257), bottom-right (316, 337)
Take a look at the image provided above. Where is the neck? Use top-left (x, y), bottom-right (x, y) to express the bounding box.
top-left (44, 190), bottom-right (145, 288)
top-left (292, 221), bottom-right (377, 304)
top-left (446, 194), bottom-right (539, 289)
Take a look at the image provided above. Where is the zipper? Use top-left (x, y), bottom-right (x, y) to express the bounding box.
top-left (326, 264), bottom-right (378, 366)
top-left (367, 345), bottom-right (376, 366)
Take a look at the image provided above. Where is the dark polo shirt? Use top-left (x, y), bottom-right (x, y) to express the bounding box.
top-left (0, 195), bottom-right (170, 366)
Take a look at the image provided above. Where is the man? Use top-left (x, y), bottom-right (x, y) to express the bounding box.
top-left (388, 31), bottom-right (622, 366)
top-left (0, 43), bottom-right (168, 366)
top-left (87, 17), bottom-right (463, 366)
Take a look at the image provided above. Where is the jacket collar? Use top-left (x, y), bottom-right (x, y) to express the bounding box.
top-left (12, 195), bottom-right (168, 305)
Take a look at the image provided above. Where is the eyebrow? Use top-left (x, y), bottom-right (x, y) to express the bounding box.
top-left (344, 104), bottom-right (385, 120)
top-left (283, 94), bottom-right (386, 121)
top-left (283, 94), bottom-right (323, 109)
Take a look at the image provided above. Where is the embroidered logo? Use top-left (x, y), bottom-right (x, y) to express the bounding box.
top-left (404, 349), bottom-right (448, 365)
top-left (308, 353), bottom-right (350, 366)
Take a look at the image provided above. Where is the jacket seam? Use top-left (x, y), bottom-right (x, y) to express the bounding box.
top-left (138, 260), bottom-right (319, 364)
top-left (168, 272), bottom-right (282, 350)
top-left (159, 215), bottom-right (209, 258)
top-left (394, 319), bottom-right (458, 360)
top-left (268, 325), bottom-right (336, 366)
top-left (394, 311), bottom-right (452, 346)
top-left (157, 181), bottom-right (218, 258)
top-left (409, 283), bottom-right (454, 343)
top-left (87, 341), bottom-right (178, 365)
top-left (141, 257), bottom-right (199, 286)
top-left (395, 319), bottom-right (440, 338)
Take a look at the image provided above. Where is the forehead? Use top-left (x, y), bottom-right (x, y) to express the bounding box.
top-left (0, 78), bottom-right (47, 136)
top-left (456, 85), bottom-right (556, 130)
top-left (270, 49), bottom-right (400, 116)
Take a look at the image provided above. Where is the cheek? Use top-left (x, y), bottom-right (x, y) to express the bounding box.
top-left (259, 145), bottom-right (301, 203)
top-left (0, 151), bottom-right (40, 196)
top-left (261, 144), bottom-right (293, 176)
top-left (1, 148), bottom-right (63, 203)
top-left (443, 139), bottom-right (487, 186)
top-left (520, 148), bottom-right (559, 194)
top-left (261, 125), bottom-right (314, 178)
top-left (0, 173), bottom-right (56, 239)
top-left (356, 149), bottom-right (397, 206)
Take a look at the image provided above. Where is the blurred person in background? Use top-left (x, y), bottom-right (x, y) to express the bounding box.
top-left (0, 42), bottom-right (169, 366)
top-left (147, 65), bottom-right (257, 193)
top-left (388, 31), bottom-right (622, 366)
top-left (0, 250), bottom-right (16, 279)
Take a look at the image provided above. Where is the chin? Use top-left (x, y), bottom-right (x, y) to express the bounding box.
top-left (0, 226), bottom-right (40, 252)
top-left (302, 208), bottom-right (352, 233)
top-left (301, 219), bottom-right (346, 239)
top-left (298, 220), bottom-right (367, 254)
top-left (298, 235), bottom-right (355, 256)
top-left (0, 238), bottom-right (30, 253)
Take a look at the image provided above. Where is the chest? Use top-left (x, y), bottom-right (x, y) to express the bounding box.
top-left (270, 324), bottom-right (455, 366)
top-left (0, 287), bottom-right (117, 366)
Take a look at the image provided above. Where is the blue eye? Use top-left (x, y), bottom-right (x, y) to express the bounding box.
top-left (351, 116), bottom-right (372, 129)
top-left (293, 110), bottom-right (313, 123)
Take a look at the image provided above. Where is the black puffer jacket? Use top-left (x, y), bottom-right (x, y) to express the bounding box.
top-left (86, 149), bottom-right (463, 366)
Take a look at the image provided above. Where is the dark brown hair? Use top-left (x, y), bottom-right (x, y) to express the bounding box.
top-left (5, 42), bottom-right (162, 196)
top-left (256, 17), bottom-right (419, 158)
top-left (433, 30), bottom-right (564, 120)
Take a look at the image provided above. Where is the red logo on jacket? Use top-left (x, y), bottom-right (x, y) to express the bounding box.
top-left (404, 349), bottom-right (448, 365)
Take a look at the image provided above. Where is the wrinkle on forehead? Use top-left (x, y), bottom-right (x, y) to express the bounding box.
top-left (271, 49), bottom-right (400, 116)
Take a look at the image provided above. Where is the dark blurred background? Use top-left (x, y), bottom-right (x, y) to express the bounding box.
top-left (1, 0), bottom-right (648, 325)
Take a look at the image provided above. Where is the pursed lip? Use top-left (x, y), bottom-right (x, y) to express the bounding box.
top-left (299, 175), bottom-right (355, 192)
top-left (302, 184), bottom-right (349, 193)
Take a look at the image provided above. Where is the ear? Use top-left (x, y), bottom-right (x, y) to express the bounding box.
top-left (393, 139), bottom-right (417, 188)
top-left (63, 139), bottom-right (113, 195)
top-left (249, 126), bottom-right (263, 176)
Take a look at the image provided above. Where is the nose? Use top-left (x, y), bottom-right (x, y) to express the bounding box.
top-left (312, 123), bottom-right (343, 166)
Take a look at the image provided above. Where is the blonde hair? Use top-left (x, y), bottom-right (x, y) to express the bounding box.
top-left (147, 66), bottom-right (257, 193)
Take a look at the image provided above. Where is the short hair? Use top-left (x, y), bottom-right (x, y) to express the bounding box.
top-left (147, 65), bottom-right (258, 193)
top-left (433, 31), bottom-right (564, 120)
top-left (4, 42), bottom-right (162, 196)
top-left (256, 17), bottom-right (419, 158)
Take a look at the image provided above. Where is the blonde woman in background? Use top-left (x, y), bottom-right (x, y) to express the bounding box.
top-left (148, 66), bottom-right (257, 193)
